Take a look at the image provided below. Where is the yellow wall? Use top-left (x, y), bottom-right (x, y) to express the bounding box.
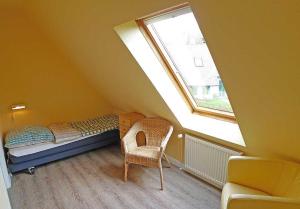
top-left (2, 1), bottom-right (300, 163)
top-left (0, 7), bottom-right (112, 134)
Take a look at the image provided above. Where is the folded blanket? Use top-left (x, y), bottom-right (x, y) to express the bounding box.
top-left (70, 114), bottom-right (119, 137)
top-left (48, 123), bottom-right (82, 144)
top-left (5, 126), bottom-right (54, 149)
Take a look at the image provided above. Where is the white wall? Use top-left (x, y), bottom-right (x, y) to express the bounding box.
top-left (0, 133), bottom-right (11, 209)
top-left (0, 167), bottom-right (11, 209)
top-left (0, 133), bottom-right (11, 188)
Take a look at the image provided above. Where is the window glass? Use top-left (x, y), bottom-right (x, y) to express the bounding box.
top-left (146, 10), bottom-right (233, 113)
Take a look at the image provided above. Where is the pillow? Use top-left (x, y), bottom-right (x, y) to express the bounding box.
top-left (5, 126), bottom-right (54, 149)
top-left (48, 123), bottom-right (81, 144)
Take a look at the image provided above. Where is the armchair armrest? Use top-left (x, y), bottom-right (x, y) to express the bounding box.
top-left (159, 126), bottom-right (173, 154)
top-left (227, 156), bottom-right (285, 194)
top-left (122, 128), bottom-right (138, 153)
top-left (227, 194), bottom-right (300, 209)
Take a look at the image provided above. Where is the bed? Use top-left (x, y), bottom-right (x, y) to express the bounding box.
top-left (6, 115), bottom-right (120, 174)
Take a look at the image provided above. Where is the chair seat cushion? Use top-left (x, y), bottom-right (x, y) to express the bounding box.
top-left (126, 146), bottom-right (160, 167)
top-left (221, 183), bottom-right (269, 209)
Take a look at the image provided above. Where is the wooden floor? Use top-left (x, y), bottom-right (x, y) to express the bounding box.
top-left (9, 145), bottom-right (221, 209)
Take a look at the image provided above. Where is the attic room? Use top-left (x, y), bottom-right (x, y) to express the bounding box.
top-left (0, 0), bottom-right (299, 209)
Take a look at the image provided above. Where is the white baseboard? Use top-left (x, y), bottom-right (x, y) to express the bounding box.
top-left (166, 155), bottom-right (184, 169)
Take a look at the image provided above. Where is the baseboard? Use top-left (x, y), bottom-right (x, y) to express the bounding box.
top-left (166, 155), bottom-right (184, 169)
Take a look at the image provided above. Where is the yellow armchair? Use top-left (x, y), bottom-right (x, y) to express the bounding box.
top-left (221, 156), bottom-right (300, 209)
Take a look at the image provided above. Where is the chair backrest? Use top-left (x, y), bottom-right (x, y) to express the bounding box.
top-left (273, 161), bottom-right (300, 198)
top-left (130, 117), bottom-right (173, 147)
top-left (228, 157), bottom-right (300, 199)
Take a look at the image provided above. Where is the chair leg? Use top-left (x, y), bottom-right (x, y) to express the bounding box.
top-left (124, 162), bottom-right (128, 182)
top-left (159, 162), bottom-right (164, 190)
top-left (163, 153), bottom-right (171, 168)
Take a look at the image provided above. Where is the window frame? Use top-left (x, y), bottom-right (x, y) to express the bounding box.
top-left (136, 3), bottom-right (235, 121)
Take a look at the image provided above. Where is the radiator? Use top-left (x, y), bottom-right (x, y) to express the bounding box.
top-left (184, 134), bottom-right (242, 189)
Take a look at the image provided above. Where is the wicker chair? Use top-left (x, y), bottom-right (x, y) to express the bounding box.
top-left (122, 117), bottom-right (174, 190)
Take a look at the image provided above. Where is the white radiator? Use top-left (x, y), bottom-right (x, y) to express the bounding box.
top-left (184, 134), bottom-right (242, 189)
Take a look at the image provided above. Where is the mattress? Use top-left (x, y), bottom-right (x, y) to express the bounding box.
top-left (10, 132), bottom-right (99, 157)
top-left (8, 129), bottom-right (119, 164)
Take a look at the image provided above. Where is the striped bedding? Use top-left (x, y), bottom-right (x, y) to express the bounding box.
top-left (6, 114), bottom-right (119, 149)
top-left (70, 114), bottom-right (119, 137)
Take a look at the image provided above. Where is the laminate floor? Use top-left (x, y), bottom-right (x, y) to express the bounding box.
top-left (9, 145), bottom-right (221, 209)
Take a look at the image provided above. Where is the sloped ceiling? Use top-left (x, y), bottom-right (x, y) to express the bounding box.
top-left (12, 0), bottom-right (300, 161)
top-left (0, 2), bottom-right (112, 133)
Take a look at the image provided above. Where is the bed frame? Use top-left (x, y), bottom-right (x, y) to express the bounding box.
top-left (7, 130), bottom-right (120, 174)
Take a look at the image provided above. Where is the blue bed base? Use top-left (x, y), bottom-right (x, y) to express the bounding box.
top-left (8, 130), bottom-right (119, 173)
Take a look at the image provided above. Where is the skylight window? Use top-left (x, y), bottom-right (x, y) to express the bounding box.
top-left (138, 5), bottom-right (234, 119)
